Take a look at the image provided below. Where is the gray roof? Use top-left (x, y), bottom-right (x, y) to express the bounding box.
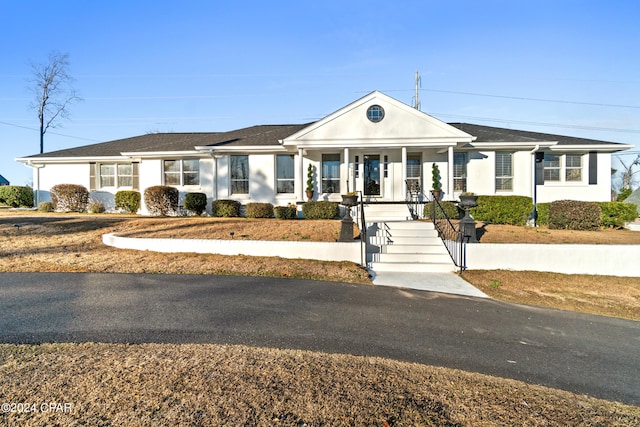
top-left (21, 122), bottom-right (627, 160)
top-left (23, 124), bottom-right (311, 158)
top-left (624, 187), bottom-right (640, 216)
top-left (449, 123), bottom-right (624, 146)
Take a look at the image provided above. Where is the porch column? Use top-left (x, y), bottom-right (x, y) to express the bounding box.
top-left (447, 146), bottom-right (454, 199)
top-left (297, 148), bottom-right (304, 201)
top-left (343, 147), bottom-right (350, 193)
top-left (401, 147), bottom-right (407, 199)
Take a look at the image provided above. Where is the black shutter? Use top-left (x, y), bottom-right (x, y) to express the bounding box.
top-left (589, 152), bottom-right (598, 185)
top-left (535, 152), bottom-right (545, 185)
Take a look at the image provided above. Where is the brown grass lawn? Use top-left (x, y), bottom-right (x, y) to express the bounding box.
top-left (1, 211), bottom-right (639, 425)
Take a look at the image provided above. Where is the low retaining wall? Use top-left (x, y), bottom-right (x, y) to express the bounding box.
top-left (466, 243), bottom-right (640, 277)
top-left (103, 233), bottom-right (361, 264)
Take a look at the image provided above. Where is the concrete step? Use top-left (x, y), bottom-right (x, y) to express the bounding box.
top-left (371, 228), bottom-right (439, 238)
top-left (368, 261), bottom-right (456, 273)
top-left (371, 252), bottom-right (452, 263)
top-left (363, 204), bottom-right (412, 222)
top-left (382, 244), bottom-right (447, 254)
top-left (371, 235), bottom-right (441, 245)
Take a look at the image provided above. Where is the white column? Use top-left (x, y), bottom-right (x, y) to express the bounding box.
top-left (448, 146), bottom-right (454, 199)
top-left (401, 147), bottom-right (407, 200)
top-left (343, 147), bottom-right (350, 193)
top-left (297, 148), bottom-right (304, 201)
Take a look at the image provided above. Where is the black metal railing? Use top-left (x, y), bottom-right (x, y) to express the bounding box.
top-left (429, 191), bottom-right (466, 272)
top-left (356, 190), bottom-right (367, 267)
top-left (405, 180), bottom-right (428, 219)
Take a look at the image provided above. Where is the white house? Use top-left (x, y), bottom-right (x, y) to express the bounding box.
top-left (16, 91), bottom-right (633, 212)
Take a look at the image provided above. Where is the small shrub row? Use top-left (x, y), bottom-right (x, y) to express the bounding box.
top-left (0, 186), bottom-right (34, 208)
top-left (274, 204), bottom-right (298, 219)
top-left (116, 190), bottom-right (141, 214)
top-left (245, 202), bottom-right (274, 218)
top-left (144, 186), bottom-right (178, 216)
top-left (301, 201), bottom-right (340, 219)
top-left (595, 202), bottom-right (637, 228)
top-left (470, 196), bottom-right (533, 226)
top-left (423, 201), bottom-right (459, 219)
top-left (50, 184), bottom-right (89, 212)
top-left (548, 200), bottom-right (602, 230)
top-left (212, 199), bottom-right (241, 217)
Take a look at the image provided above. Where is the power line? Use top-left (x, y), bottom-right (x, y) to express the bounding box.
top-left (0, 121), bottom-right (100, 142)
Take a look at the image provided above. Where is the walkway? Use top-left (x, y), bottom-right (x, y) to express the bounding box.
top-left (370, 271), bottom-right (489, 298)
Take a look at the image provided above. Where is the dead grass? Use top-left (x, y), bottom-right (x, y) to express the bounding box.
top-left (1, 211), bottom-right (640, 423)
top-left (476, 222), bottom-right (640, 244)
top-left (1, 343), bottom-right (638, 426)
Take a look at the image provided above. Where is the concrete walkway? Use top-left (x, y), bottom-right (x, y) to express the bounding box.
top-left (369, 270), bottom-right (489, 298)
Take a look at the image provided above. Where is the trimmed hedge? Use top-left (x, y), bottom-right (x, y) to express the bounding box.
top-left (144, 186), bottom-right (179, 216)
top-left (274, 204), bottom-right (298, 219)
top-left (115, 190), bottom-right (141, 214)
top-left (212, 199), bottom-right (241, 217)
top-left (37, 201), bottom-right (54, 212)
top-left (87, 201), bottom-right (105, 214)
top-left (424, 201), bottom-right (459, 219)
top-left (302, 201), bottom-right (340, 219)
top-left (548, 200), bottom-right (602, 230)
top-left (535, 203), bottom-right (550, 226)
top-left (595, 202), bottom-right (638, 228)
top-left (246, 202), bottom-right (274, 218)
top-left (470, 195), bottom-right (534, 225)
top-left (50, 184), bottom-right (89, 212)
top-left (184, 192), bottom-right (207, 216)
top-left (0, 186), bottom-right (34, 208)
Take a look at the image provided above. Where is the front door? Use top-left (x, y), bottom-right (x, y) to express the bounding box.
top-left (363, 154), bottom-right (381, 196)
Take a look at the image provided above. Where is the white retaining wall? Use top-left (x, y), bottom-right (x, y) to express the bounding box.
top-left (103, 233), bottom-right (361, 264)
top-left (466, 243), bottom-right (640, 277)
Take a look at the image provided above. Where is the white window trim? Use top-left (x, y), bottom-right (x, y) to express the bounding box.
top-left (98, 162), bottom-right (134, 189)
top-left (163, 158), bottom-right (200, 187)
top-left (495, 152), bottom-right (514, 192)
top-left (544, 153), bottom-right (585, 185)
top-left (275, 154), bottom-right (295, 195)
top-left (229, 155), bottom-right (249, 195)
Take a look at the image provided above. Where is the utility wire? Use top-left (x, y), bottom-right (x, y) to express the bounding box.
top-left (0, 121), bottom-right (100, 142)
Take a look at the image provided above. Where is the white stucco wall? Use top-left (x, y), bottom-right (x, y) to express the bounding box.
top-left (34, 163), bottom-right (90, 202)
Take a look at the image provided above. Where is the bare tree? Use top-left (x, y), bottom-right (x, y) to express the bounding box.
top-left (29, 51), bottom-right (82, 154)
top-left (618, 154), bottom-right (640, 190)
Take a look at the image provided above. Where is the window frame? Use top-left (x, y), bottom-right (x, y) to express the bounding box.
top-left (495, 151), bottom-right (514, 191)
top-left (276, 154), bottom-right (295, 194)
top-left (230, 155), bottom-right (249, 195)
top-left (163, 158), bottom-right (201, 187)
top-left (321, 153), bottom-right (341, 194)
top-left (565, 154), bottom-right (583, 182)
top-left (543, 153), bottom-right (584, 183)
top-left (406, 153), bottom-right (422, 192)
top-left (98, 162), bottom-right (134, 189)
top-left (453, 152), bottom-right (467, 192)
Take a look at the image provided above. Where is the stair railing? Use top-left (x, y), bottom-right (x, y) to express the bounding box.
top-left (430, 192), bottom-right (466, 272)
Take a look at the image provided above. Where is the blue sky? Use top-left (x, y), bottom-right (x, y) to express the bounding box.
top-left (2, 0), bottom-right (639, 186)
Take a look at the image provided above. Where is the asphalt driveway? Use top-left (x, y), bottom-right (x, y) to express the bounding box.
top-left (1, 272), bottom-right (638, 405)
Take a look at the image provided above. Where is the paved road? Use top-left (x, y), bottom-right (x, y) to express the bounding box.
top-left (1, 272), bottom-right (638, 405)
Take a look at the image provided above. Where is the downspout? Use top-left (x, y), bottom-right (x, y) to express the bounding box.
top-left (530, 145), bottom-right (540, 226)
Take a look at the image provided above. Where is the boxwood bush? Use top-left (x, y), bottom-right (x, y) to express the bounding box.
top-left (87, 200), bottom-right (105, 214)
top-left (115, 190), bottom-right (141, 214)
top-left (0, 185), bottom-right (34, 208)
top-left (211, 199), bottom-right (241, 217)
top-left (274, 204), bottom-right (298, 219)
top-left (302, 201), bottom-right (340, 219)
top-left (424, 201), bottom-right (459, 219)
top-left (184, 192), bottom-right (208, 216)
top-left (144, 186), bottom-right (179, 216)
top-left (470, 195), bottom-right (533, 226)
top-left (534, 203), bottom-right (551, 226)
top-left (548, 200), bottom-right (602, 230)
top-left (595, 202), bottom-right (638, 228)
top-left (50, 184), bottom-right (89, 212)
top-left (245, 202), bottom-right (274, 218)
top-left (37, 201), bottom-right (54, 212)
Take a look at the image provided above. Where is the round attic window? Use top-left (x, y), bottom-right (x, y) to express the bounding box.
top-left (366, 105), bottom-right (385, 123)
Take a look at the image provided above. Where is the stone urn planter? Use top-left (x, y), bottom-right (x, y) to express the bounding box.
top-left (459, 194), bottom-right (478, 209)
top-left (341, 194), bottom-right (358, 207)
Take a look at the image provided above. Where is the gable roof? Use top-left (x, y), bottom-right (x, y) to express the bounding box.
top-left (0, 174), bottom-right (9, 185)
top-left (624, 187), bottom-right (640, 215)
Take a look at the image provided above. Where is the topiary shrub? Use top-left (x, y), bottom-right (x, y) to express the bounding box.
top-left (184, 192), bottom-right (208, 216)
top-left (0, 186), bottom-right (34, 208)
top-left (424, 201), bottom-right (459, 219)
top-left (274, 204), bottom-right (298, 219)
top-left (144, 186), bottom-right (179, 216)
top-left (302, 201), bottom-right (340, 219)
top-left (50, 184), bottom-right (89, 212)
top-left (548, 200), bottom-right (602, 230)
top-left (470, 195), bottom-right (533, 226)
top-left (37, 201), bottom-right (54, 212)
top-left (535, 203), bottom-right (551, 226)
top-left (245, 202), bottom-right (274, 218)
top-left (87, 201), bottom-right (105, 214)
top-left (211, 199), bottom-right (241, 217)
top-left (595, 202), bottom-right (638, 228)
top-left (115, 190), bottom-right (141, 214)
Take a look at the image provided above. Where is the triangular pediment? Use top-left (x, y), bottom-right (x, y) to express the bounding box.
top-left (283, 91), bottom-right (474, 148)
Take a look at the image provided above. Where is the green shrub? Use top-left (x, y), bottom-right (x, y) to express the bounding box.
top-left (424, 201), bottom-right (459, 219)
top-left (595, 202), bottom-right (638, 228)
top-left (144, 186), bottom-right (179, 216)
top-left (617, 187), bottom-right (633, 202)
top-left (302, 201), bottom-right (340, 219)
top-left (470, 195), bottom-right (533, 225)
top-left (115, 190), bottom-right (141, 214)
top-left (212, 199), bottom-right (241, 217)
top-left (0, 186), bottom-right (34, 208)
top-left (535, 203), bottom-right (550, 226)
top-left (274, 204), bottom-right (298, 219)
top-left (87, 201), bottom-right (105, 214)
top-left (50, 184), bottom-right (89, 212)
top-left (548, 200), bottom-right (602, 230)
top-left (245, 202), bottom-right (274, 218)
top-left (184, 192), bottom-right (207, 216)
top-left (37, 201), bottom-right (54, 212)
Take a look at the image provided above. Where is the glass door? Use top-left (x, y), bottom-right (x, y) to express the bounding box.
top-left (363, 154), bottom-right (381, 196)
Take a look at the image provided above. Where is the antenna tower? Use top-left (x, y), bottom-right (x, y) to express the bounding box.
top-left (413, 70), bottom-right (422, 110)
